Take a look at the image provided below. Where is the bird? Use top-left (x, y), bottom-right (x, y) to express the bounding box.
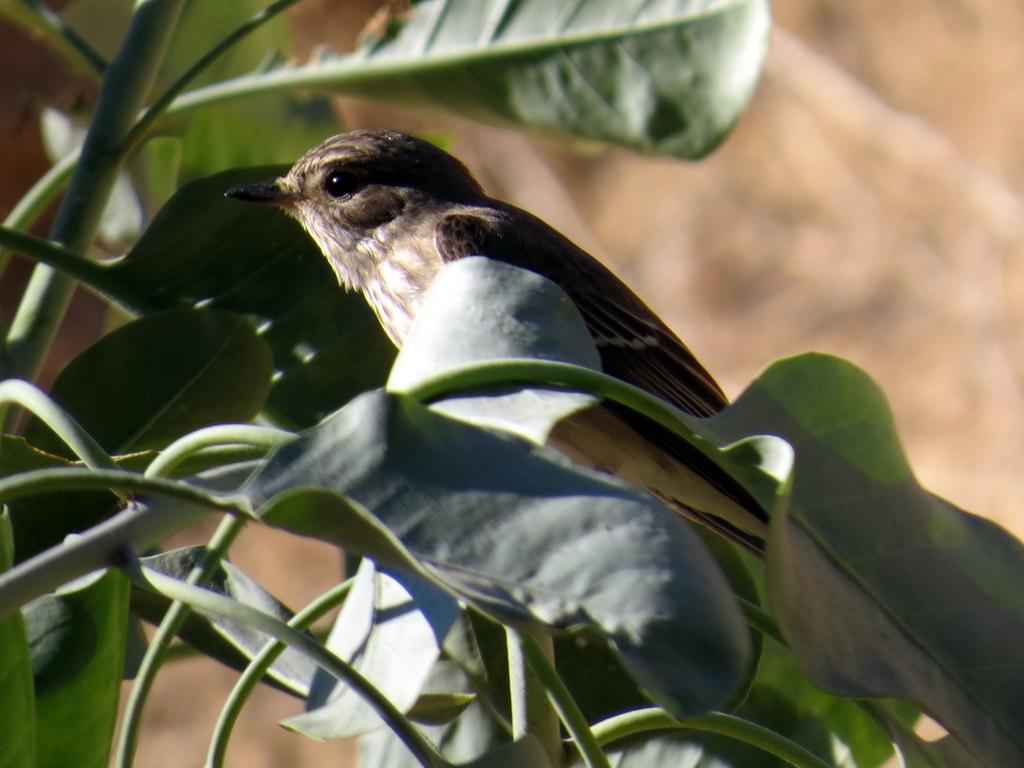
top-left (226, 129), bottom-right (767, 553)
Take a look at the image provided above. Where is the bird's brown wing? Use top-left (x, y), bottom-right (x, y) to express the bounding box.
top-left (435, 208), bottom-right (726, 418)
top-left (436, 208), bottom-right (768, 551)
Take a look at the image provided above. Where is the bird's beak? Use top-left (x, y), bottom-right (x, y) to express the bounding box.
top-left (224, 180), bottom-right (293, 206)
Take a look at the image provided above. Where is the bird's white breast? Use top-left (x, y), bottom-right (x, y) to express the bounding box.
top-left (359, 239), bottom-right (442, 346)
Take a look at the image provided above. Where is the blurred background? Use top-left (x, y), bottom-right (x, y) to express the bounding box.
top-left (1, 1), bottom-right (1021, 765)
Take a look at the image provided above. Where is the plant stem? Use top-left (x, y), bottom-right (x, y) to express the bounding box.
top-left (507, 627), bottom-right (562, 766)
top-left (590, 708), bottom-right (835, 768)
top-left (5, 0), bottom-right (186, 384)
top-left (207, 578), bottom-right (354, 767)
top-left (125, 562), bottom-right (449, 768)
top-left (144, 424), bottom-right (294, 479)
top-left (116, 514), bottom-right (245, 768)
top-left (0, 467), bottom-right (246, 618)
top-left (0, 227), bottom-right (153, 314)
top-left (398, 358), bottom-right (728, 474)
top-left (517, 631), bottom-right (610, 768)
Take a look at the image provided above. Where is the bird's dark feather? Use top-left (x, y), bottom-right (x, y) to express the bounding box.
top-left (435, 207), bottom-right (768, 540)
top-left (435, 207), bottom-right (727, 417)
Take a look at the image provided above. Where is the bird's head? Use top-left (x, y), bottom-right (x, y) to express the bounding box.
top-left (226, 129), bottom-right (485, 289)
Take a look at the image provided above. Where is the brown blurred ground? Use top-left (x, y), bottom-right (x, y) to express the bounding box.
top-left (2, 1), bottom-right (1022, 765)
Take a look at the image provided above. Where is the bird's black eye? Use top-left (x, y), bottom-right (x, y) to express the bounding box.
top-left (323, 170), bottom-right (359, 198)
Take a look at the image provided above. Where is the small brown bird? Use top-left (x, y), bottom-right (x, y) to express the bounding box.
top-left (227, 130), bottom-right (767, 552)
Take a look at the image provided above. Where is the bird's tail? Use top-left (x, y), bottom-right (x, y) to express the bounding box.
top-left (549, 402), bottom-right (768, 555)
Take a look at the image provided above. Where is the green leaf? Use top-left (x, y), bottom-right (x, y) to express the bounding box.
top-left (406, 691), bottom-right (476, 726)
top-left (706, 353), bottom-right (1024, 767)
top-left (246, 389), bottom-right (752, 718)
top-left (185, 0), bottom-right (771, 159)
top-left (131, 546), bottom-right (316, 697)
top-left (284, 560), bottom-right (460, 739)
top-left (690, 528), bottom-right (763, 705)
top-left (358, 694), bottom-right (519, 768)
top-left (112, 167), bottom-right (394, 428)
top-left (387, 256), bottom-right (601, 444)
top-left (25, 308), bottom-right (273, 455)
top-left (0, 509), bottom-right (35, 768)
top-left (25, 567), bottom-right (129, 768)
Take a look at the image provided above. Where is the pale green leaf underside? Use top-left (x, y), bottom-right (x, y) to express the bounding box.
top-left (173, 0), bottom-right (771, 158)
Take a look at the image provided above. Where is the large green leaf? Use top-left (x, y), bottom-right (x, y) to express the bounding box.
top-left (110, 167), bottom-right (394, 428)
top-left (703, 354), bottom-right (1024, 767)
top-left (181, 0), bottom-right (770, 159)
top-left (25, 308), bottom-right (273, 456)
top-left (0, 510), bottom-right (34, 768)
top-left (24, 568), bottom-right (129, 768)
top-left (387, 256), bottom-right (601, 443)
top-left (246, 389), bottom-right (752, 718)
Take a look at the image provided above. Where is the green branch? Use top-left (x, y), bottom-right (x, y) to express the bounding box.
top-left (144, 424), bottom-right (294, 478)
top-left (0, 226), bottom-right (153, 314)
top-left (0, 467), bottom-right (245, 617)
top-left (590, 708), bottom-right (835, 768)
top-left (5, 0), bottom-right (186, 383)
top-left (396, 358), bottom-right (714, 457)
